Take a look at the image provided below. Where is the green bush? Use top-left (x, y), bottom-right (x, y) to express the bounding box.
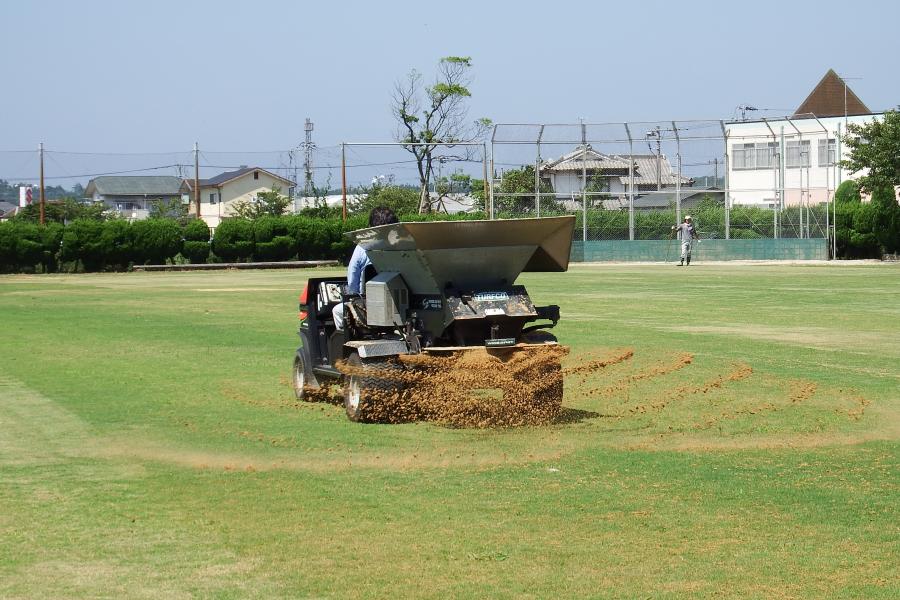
top-left (253, 216), bottom-right (296, 261)
top-left (184, 218), bottom-right (211, 242)
top-left (0, 222), bottom-right (15, 272)
top-left (131, 219), bottom-right (183, 265)
top-left (255, 235), bottom-right (295, 261)
top-left (212, 218), bottom-right (254, 262)
top-left (182, 219), bottom-right (211, 264)
top-left (834, 180), bottom-right (861, 204)
top-left (99, 220), bottom-right (133, 270)
top-left (60, 219), bottom-right (106, 271)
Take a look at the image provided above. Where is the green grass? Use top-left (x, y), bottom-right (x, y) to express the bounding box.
top-left (1, 264), bottom-right (898, 598)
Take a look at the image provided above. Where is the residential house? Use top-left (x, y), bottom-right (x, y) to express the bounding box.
top-left (189, 167), bottom-right (295, 230)
top-left (84, 176), bottom-right (190, 220)
top-left (725, 69), bottom-right (884, 208)
top-left (538, 145), bottom-right (692, 209)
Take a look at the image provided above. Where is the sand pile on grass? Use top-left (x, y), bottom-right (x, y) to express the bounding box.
top-left (336, 345), bottom-right (568, 428)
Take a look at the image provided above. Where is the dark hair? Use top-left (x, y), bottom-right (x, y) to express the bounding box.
top-left (369, 206), bottom-right (399, 227)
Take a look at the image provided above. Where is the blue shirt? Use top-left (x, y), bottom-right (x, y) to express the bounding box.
top-left (347, 244), bottom-right (371, 295)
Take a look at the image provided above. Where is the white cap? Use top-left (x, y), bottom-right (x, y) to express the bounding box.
top-left (685, 215), bottom-right (692, 220)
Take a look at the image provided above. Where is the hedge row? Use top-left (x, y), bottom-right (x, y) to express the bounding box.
top-left (0, 212), bottom-right (489, 273)
top-left (4, 201), bottom-right (894, 272)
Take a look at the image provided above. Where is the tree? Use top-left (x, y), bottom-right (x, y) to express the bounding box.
top-left (230, 187), bottom-right (291, 219)
top-left (148, 197), bottom-right (189, 222)
top-left (14, 197), bottom-right (109, 224)
top-left (488, 165), bottom-right (557, 215)
top-left (349, 180), bottom-right (420, 216)
top-left (392, 56), bottom-right (491, 213)
top-left (841, 109), bottom-right (900, 194)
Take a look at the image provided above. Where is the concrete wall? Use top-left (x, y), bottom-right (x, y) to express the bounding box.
top-left (571, 238), bottom-right (828, 262)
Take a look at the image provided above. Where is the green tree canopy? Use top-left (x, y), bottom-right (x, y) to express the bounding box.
top-left (841, 109), bottom-right (900, 194)
top-left (230, 187), bottom-right (291, 219)
top-left (392, 56), bottom-right (491, 213)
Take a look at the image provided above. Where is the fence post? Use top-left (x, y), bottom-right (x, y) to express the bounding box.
top-left (535, 125), bottom-right (544, 218)
top-left (581, 123), bottom-right (587, 242)
top-left (721, 121), bottom-right (730, 240)
top-left (672, 121), bottom-right (681, 226)
top-left (489, 134), bottom-right (496, 220)
top-left (625, 123), bottom-right (634, 240)
top-left (482, 142), bottom-right (489, 219)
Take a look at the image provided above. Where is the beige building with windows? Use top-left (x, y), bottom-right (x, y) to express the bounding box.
top-left (188, 167), bottom-right (295, 230)
top-left (725, 70), bottom-right (882, 208)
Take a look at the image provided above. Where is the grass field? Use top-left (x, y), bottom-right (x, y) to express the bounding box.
top-left (1, 263), bottom-right (898, 598)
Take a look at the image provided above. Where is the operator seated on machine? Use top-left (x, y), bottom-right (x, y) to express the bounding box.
top-left (332, 206), bottom-right (399, 330)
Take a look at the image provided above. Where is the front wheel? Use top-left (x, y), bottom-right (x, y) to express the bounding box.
top-left (342, 353), bottom-right (408, 423)
top-left (293, 349), bottom-right (317, 401)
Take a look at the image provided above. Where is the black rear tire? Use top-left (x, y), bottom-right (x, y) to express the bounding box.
top-left (343, 353), bottom-right (407, 423)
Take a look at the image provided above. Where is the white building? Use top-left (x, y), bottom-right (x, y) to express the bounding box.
top-left (539, 145), bottom-right (691, 208)
top-left (725, 69), bottom-right (881, 208)
top-left (188, 167), bottom-right (295, 231)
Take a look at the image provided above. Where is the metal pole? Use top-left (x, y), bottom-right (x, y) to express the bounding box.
top-left (581, 122), bottom-right (587, 242)
top-left (193, 142), bottom-right (200, 220)
top-left (763, 119), bottom-right (778, 238)
top-left (489, 127), bottom-right (496, 220)
top-left (39, 142), bottom-right (45, 225)
top-left (535, 125), bottom-right (544, 218)
top-left (835, 123), bottom-right (841, 257)
top-left (482, 142), bottom-right (489, 217)
top-left (672, 121), bottom-right (681, 225)
top-left (341, 143), bottom-right (347, 222)
top-left (780, 126), bottom-right (786, 238)
top-left (812, 116), bottom-right (830, 250)
top-left (624, 123), bottom-right (634, 241)
top-left (721, 121), bottom-right (730, 240)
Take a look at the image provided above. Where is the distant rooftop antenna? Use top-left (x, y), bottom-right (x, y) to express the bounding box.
top-left (737, 105), bottom-right (758, 121)
top-left (303, 118), bottom-right (315, 196)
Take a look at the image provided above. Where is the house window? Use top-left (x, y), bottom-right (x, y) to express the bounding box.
top-left (209, 192), bottom-right (218, 204)
top-left (785, 140), bottom-right (811, 168)
top-left (254, 171), bottom-right (259, 180)
top-left (733, 142), bottom-right (776, 170)
top-left (818, 138), bottom-right (836, 167)
top-left (733, 143), bottom-right (755, 170)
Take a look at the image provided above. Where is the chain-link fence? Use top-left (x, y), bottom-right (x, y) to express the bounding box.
top-left (1, 116), bottom-right (842, 245)
top-left (490, 118), bottom-right (840, 242)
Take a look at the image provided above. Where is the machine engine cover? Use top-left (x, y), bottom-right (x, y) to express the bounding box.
top-left (365, 272), bottom-right (409, 327)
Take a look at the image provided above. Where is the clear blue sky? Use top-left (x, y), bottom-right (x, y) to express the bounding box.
top-left (2, 0), bottom-right (898, 153)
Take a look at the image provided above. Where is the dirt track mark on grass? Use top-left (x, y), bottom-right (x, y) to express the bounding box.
top-left (563, 348), bottom-right (634, 377)
top-left (667, 323), bottom-right (897, 353)
top-left (788, 380), bottom-right (818, 403)
top-left (94, 433), bottom-right (581, 473)
top-left (630, 362), bottom-right (753, 414)
top-left (585, 352), bottom-right (694, 399)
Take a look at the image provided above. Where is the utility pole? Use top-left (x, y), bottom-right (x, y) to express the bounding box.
top-left (193, 142), bottom-right (200, 219)
top-left (39, 142), bottom-right (45, 225)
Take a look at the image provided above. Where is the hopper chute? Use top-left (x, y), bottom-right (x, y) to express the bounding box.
top-left (347, 216), bottom-right (575, 293)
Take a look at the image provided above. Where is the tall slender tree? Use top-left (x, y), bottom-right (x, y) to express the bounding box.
top-left (392, 57), bottom-right (491, 213)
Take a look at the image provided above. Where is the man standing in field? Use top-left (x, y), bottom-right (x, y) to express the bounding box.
top-left (672, 215), bottom-right (699, 266)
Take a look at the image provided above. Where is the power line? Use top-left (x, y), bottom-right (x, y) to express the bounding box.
top-left (0, 164), bottom-right (183, 181)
